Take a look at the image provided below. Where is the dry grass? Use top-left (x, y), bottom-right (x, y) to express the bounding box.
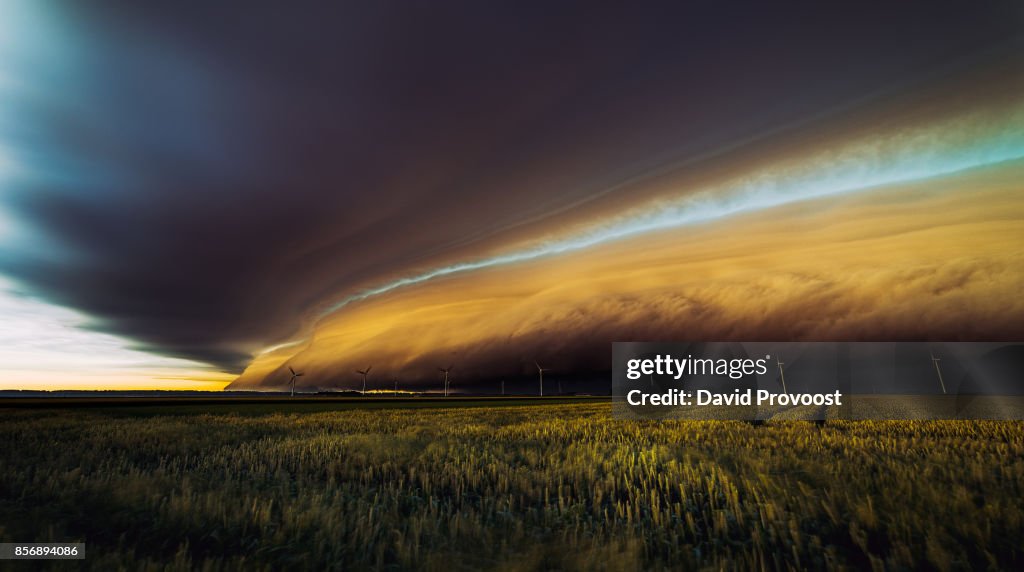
top-left (0, 403), bottom-right (1022, 570)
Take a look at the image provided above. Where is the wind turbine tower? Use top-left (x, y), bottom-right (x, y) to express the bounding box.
top-left (356, 366), bottom-right (372, 394)
top-left (438, 365), bottom-right (453, 397)
top-left (775, 357), bottom-right (788, 395)
top-left (535, 361), bottom-right (548, 396)
top-left (288, 366), bottom-right (303, 397)
top-left (930, 350), bottom-right (947, 394)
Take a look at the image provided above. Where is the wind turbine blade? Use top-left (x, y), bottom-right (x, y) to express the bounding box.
top-left (296, 373), bottom-right (304, 377)
top-left (289, 366), bottom-right (295, 375)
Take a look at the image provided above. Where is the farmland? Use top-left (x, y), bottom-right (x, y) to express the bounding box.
top-left (0, 399), bottom-right (1022, 570)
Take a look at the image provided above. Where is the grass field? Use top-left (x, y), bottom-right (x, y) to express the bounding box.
top-left (1, 398), bottom-right (1022, 570)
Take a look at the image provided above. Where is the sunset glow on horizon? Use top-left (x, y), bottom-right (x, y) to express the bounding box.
top-left (0, 277), bottom-right (233, 390)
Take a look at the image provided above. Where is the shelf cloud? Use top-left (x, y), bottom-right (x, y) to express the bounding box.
top-left (0, 1), bottom-right (1022, 389)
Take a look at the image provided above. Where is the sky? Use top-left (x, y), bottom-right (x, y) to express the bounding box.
top-left (0, 1), bottom-right (1022, 391)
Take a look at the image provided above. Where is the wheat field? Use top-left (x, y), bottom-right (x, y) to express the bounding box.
top-left (0, 401), bottom-right (1022, 570)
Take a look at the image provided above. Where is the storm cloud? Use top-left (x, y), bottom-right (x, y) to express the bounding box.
top-left (230, 165), bottom-right (1024, 390)
top-left (0, 1), bottom-right (1022, 387)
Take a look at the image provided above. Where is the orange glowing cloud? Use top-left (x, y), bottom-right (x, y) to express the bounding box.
top-left (229, 158), bottom-right (1024, 390)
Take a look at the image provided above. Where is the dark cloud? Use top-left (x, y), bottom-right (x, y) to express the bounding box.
top-left (1, 1), bottom-right (1021, 372)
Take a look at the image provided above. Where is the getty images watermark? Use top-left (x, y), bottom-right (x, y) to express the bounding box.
top-left (612, 342), bottom-right (1024, 420)
top-left (624, 353), bottom-right (842, 408)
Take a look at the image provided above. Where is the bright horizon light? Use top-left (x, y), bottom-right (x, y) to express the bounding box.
top-left (0, 277), bottom-right (233, 390)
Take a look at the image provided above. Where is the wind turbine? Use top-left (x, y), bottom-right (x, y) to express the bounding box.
top-left (438, 365), bottom-right (453, 397)
top-left (393, 377), bottom-right (399, 394)
top-left (288, 366), bottom-right (303, 397)
top-left (930, 349), bottom-right (947, 394)
top-left (535, 361), bottom-right (548, 396)
top-left (356, 366), bottom-right (372, 394)
top-left (501, 379), bottom-right (505, 396)
top-left (775, 357), bottom-right (787, 394)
